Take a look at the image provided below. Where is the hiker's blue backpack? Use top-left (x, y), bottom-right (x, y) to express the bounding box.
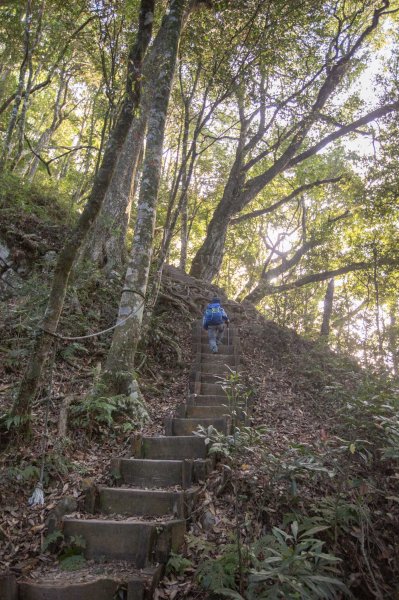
top-left (204, 302), bottom-right (224, 327)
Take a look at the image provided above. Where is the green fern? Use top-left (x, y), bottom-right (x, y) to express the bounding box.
top-left (59, 554), bottom-right (86, 571)
top-left (42, 530), bottom-right (64, 552)
top-left (166, 552), bottom-right (192, 575)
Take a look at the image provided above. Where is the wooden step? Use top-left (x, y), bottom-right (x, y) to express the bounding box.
top-left (139, 436), bottom-right (207, 460)
top-left (97, 487), bottom-right (194, 518)
top-left (200, 354), bottom-right (236, 365)
top-left (196, 337), bottom-right (236, 346)
top-left (201, 362), bottom-right (234, 374)
top-left (189, 394), bottom-right (228, 406)
top-left (18, 565), bottom-right (162, 600)
top-left (197, 372), bottom-right (226, 385)
top-left (112, 458), bottom-right (187, 488)
top-left (186, 405), bottom-right (228, 418)
top-left (63, 518), bottom-right (186, 567)
top-left (201, 382), bottom-right (228, 396)
top-left (170, 417), bottom-right (229, 436)
top-left (200, 343), bottom-right (234, 354)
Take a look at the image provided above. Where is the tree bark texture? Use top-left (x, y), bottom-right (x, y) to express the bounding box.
top-left (82, 0), bottom-right (198, 272)
top-left (388, 307), bottom-right (398, 376)
top-left (320, 278), bottom-right (335, 338)
top-left (81, 105), bottom-right (147, 272)
top-left (104, 0), bottom-right (188, 397)
top-left (11, 0), bottom-right (156, 422)
top-left (0, 0), bottom-right (33, 172)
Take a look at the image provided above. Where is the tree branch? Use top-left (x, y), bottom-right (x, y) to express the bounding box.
top-left (245, 256), bottom-right (398, 303)
top-left (0, 16), bottom-right (95, 116)
top-left (231, 176), bottom-right (342, 225)
top-left (288, 100), bottom-right (399, 169)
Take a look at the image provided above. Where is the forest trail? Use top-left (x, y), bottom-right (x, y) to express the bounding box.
top-left (13, 322), bottom-right (241, 599)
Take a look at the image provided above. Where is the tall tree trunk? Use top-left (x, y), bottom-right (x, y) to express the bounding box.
top-left (0, 0), bottom-right (32, 172)
top-left (81, 0), bottom-right (188, 273)
top-left (179, 95), bottom-right (190, 271)
top-left (388, 306), bottom-right (398, 377)
top-left (66, 91), bottom-right (98, 188)
top-left (12, 1), bottom-right (46, 169)
top-left (104, 0), bottom-right (188, 398)
top-left (81, 109), bottom-right (147, 271)
top-left (189, 106), bottom-right (248, 281)
top-left (373, 245), bottom-right (384, 365)
top-left (9, 0), bottom-right (156, 426)
top-left (320, 278), bottom-right (334, 338)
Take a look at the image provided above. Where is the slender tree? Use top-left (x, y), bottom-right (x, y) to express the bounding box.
top-left (8, 0), bottom-right (156, 427)
top-left (103, 0), bottom-right (198, 398)
top-left (320, 278), bottom-right (335, 338)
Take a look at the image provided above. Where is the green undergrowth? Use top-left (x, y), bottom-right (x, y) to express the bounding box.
top-left (0, 172), bottom-right (76, 226)
top-left (189, 368), bottom-right (399, 599)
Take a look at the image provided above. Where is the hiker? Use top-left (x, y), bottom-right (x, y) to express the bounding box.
top-left (203, 296), bottom-right (229, 353)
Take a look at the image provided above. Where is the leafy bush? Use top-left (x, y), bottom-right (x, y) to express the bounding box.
top-left (0, 172), bottom-right (74, 225)
top-left (59, 554), bottom-right (86, 571)
top-left (375, 409), bottom-right (399, 460)
top-left (219, 368), bottom-right (252, 428)
top-left (194, 522), bottom-right (348, 599)
top-left (248, 521), bottom-right (349, 599)
top-left (195, 424), bottom-right (269, 459)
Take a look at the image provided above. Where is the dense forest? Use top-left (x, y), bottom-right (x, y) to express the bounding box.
top-left (0, 0), bottom-right (399, 598)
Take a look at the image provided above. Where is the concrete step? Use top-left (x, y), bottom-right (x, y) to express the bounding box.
top-left (189, 394), bottom-right (228, 406)
top-left (113, 458), bottom-right (187, 488)
top-left (201, 362), bottom-right (234, 374)
top-left (201, 382), bottom-right (228, 396)
top-left (18, 565), bottom-right (162, 600)
top-left (139, 435), bottom-right (207, 460)
top-left (200, 355), bottom-right (236, 365)
top-left (194, 333), bottom-right (236, 343)
top-left (98, 487), bottom-right (195, 518)
top-left (186, 405), bottom-right (228, 418)
top-left (171, 417), bottom-right (229, 436)
top-left (195, 337), bottom-right (236, 346)
top-left (199, 373), bottom-right (226, 386)
top-left (197, 373), bottom-right (226, 385)
top-left (200, 343), bottom-right (234, 354)
top-left (63, 518), bottom-right (186, 567)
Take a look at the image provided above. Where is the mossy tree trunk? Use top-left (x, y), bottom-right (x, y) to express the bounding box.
top-left (320, 278), bottom-right (335, 338)
top-left (9, 0), bottom-right (155, 426)
top-left (104, 0), bottom-right (189, 398)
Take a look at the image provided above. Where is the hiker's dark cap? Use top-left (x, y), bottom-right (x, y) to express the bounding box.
top-left (212, 296), bottom-right (221, 303)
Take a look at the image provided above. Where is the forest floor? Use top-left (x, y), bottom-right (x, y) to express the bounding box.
top-left (0, 194), bottom-right (398, 598)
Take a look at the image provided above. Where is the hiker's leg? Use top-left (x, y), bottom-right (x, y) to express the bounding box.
top-left (208, 326), bottom-right (218, 353)
top-left (216, 324), bottom-right (225, 345)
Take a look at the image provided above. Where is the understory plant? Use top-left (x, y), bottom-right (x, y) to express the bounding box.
top-left (195, 521), bottom-right (348, 600)
top-left (70, 386), bottom-right (150, 437)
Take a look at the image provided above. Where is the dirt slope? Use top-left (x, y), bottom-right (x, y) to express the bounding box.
top-left (0, 264), bottom-right (398, 598)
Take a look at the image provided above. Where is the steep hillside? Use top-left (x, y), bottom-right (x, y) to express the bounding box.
top-left (1, 245), bottom-right (398, 598)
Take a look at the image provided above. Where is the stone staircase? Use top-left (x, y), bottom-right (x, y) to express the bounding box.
top-left (13, 323), bottom-right (240, 600)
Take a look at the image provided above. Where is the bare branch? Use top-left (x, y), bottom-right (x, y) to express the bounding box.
top-left (231, 177), bottom-right (342, 225)
top-left (288, 100), bottom-right (399, 169)
top-left (0, 16), bottom-right (95, 116)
